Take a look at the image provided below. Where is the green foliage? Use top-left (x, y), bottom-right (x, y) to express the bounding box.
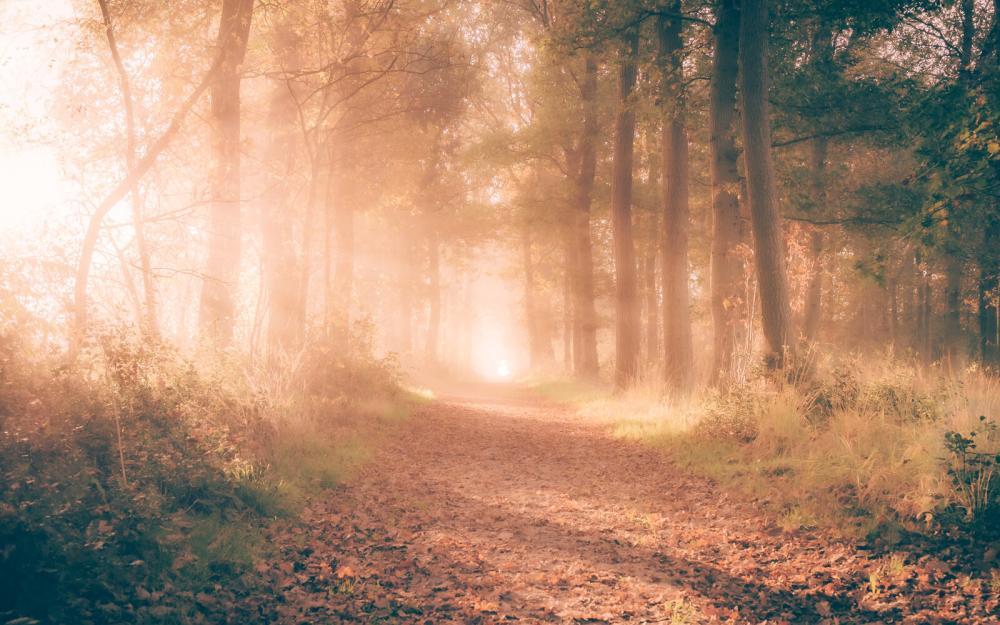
top-left (942, 416), bottom-right (999, 525)
top-left (271, 427), bottom-right (371, 490)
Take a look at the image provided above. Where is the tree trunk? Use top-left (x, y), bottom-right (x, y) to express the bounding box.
top-left (658, 10), bottom-right (694, 390)
top-left (643, 137), bottom-right (661, 367)
top-left (889, 250), bottom-right (910, 352)
top-left (980, 213), bottom-right (999, 368)
top-left (889, 270), bottom-right (899, 350)
top-left (572, 55), bottom-right (600, 379)
top-left (523, 218), bottom-right (542, 368)
top-left (611, 32), bottom-right (641, 388)
top-left (425, 228), bottom-right (441, 363)
top-left (979, 2), bottom-right (999, 368)
top-left (111, 236), bottom-right (142, 326)
top-left (944, 255), bottom-right (964, 366)
top-left (98, 0), bottom-right (158, 340)
top-left (397, 226), bottom-right (414, 353)
top-left (802, 229), bottom-right (823, 341)
top-left (904, 251), bottom-right (917, 352)
top-left (802, 138), bottom-right (827, 342)
top-left (739, 0), bottom-right (796, 368)
top-left (940, 0), bottom-right (977, 365)
top-left (261, 208), bottom-right (300, 355)
top-left (709, 0), bottom-right (743, 385)
top-left (563, 231), bottom-right (575, 371)
top-left (262, 77), bottom-right (302, 356)
top-left (643, 244), bottom-right (659, 365)
top-left (294, 159), bottom-right (321, 338)
top-left (330, 159), bottom-right (354, 341)
top-left (323, 149), bottom-right (335, 326)
top-left (922, 275), bottom-right (933, 365)
top-left (915, 250), bottom-right (932, 365)
top-left (199, 0), bottom-right (254, 346)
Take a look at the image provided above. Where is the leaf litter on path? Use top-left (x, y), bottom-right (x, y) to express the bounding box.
top-left (249, 385), bottom-right (999, 624)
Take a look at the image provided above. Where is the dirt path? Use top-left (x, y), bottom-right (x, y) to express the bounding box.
top-left (256, 384), bottom-right (998, 624)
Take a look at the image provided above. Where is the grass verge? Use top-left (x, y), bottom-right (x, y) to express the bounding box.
top-left (530, 358), bottom-right (1000, 548)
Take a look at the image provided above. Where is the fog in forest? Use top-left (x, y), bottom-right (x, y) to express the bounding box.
top-left (1, 0), bottom-right (999, 623)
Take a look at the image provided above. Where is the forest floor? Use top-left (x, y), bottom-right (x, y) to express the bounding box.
top-left (251, 382), bottom-right (999, 624)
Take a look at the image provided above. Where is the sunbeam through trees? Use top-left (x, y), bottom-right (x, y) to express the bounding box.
top-left (0, 0), bottom-right (998, 622)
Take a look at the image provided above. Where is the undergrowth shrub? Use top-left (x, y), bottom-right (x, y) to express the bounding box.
top-left (942, 416), bottom-right (999, 530)
top-left (0, 320), bottom-right (405, 624)
top-left (694, 386), bottom-right (759, 443)
top-left (0, 333), bottom-right (276, 623)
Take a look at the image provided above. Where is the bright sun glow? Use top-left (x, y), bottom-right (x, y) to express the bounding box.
top-left (0, 148), bottom-right (69, 234)
top-left (0, 0), bottom-right (75, 237)
top-left (495, 359), bottom-right (510, 378)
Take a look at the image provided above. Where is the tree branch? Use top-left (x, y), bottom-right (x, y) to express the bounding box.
top-left (68, 21), bottom-right (230, 363)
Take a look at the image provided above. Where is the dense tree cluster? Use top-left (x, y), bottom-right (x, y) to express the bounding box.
top-left (8, 0), bottom-right (996, 385)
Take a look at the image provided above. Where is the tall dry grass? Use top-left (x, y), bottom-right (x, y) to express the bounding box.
top-left (537, 355), bottom-right (999, 538)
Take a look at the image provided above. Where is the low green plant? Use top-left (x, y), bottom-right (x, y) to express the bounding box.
top-left (183, 514), bottom-right (262, 581)
top-left (272, 428), bottom-right (371, 489)
top-left (942, 416), bottom-right (999, 522)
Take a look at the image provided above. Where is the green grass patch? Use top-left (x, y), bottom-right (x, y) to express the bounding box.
top-left (182, 513), bottom-right (263, 582)
top-left (273, 431), bottom-right (371, 489)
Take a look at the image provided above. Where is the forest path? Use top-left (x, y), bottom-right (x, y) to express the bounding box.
top-left (258, 383), bottom-right (994, 624)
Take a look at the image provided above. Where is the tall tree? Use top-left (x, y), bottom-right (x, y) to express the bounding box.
top-left (981, 0), bottom-right (1000, 367)
top-left (658, 7), bottom-right (694, 390)
top-left (426, 227), bottom-right (442, 362)
top-left (611, 31), bottom-right (641, 387)
top-left (523, 217), bottom-right (542, 368)
top-left (642, 168), bottom-right (660, 365)
top-left (262, 24), bottom-right (304, 356)
top-left (329, 156), bottom-right (355, 339)
top-left (802, 137), bottom-right (827, 342)
top-left (739, 0), bottom-right (796, 368)
top-left (981, 215), bottom-right (999, 367)
top-left (708, 0), bottom-right (743, 383)
top-left (941, 0), bottom-right (977, 365)
top-left (69, 3), bottom-right (238, 363)
top-left (570, 55), bottom-right (601, 379)
top-left (199, 0), bottom-right (254, 345)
